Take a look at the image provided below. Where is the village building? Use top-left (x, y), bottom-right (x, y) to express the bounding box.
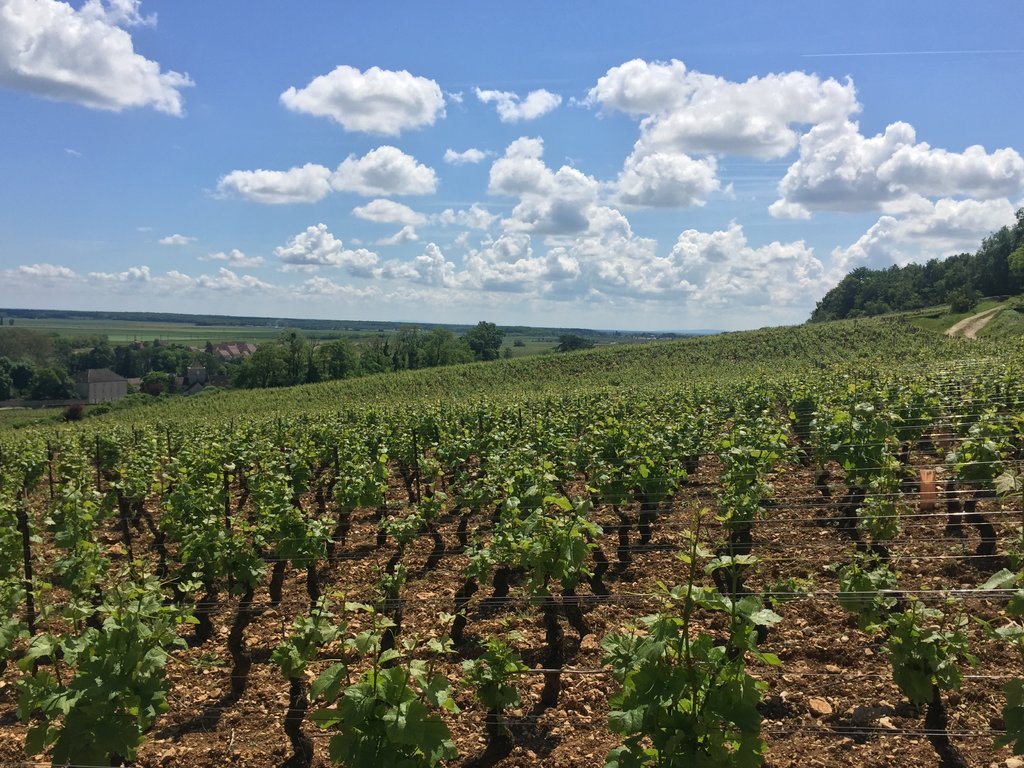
top-left (186, 365), bottom-right (208, 386)
top-left (74, 368), bottom-right (129, 404)
top-left (210, 342), bottom-right (257, 361)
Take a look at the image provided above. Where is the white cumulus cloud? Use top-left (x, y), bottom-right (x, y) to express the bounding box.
top-left (880, 143), bottom-right (1024, 199)
top-left (195, 267), bottom-right (272, 293)
top-left (587, 59), bottom-right (857, 159)
top-left (831, 197), bottom-right (1019, 272)
top-left (461, 233), bottom-right (551, 292)
top-left (375, 225), bottom-right (419, 247)
top-left (487, 137), bottom-right (548, 195)
top-left (616, 151), bottom-right (720, 207)
top-left (17, 263), bottom-right (78, 279)
top-left (274, 223), bottom-right (380, 277)
top-left (383, 243), bottom-right (457, 286)
top-left (216, 163), bottom-right (332, 205)
top-left (87, 265), bottom-right (245, 294)
top-left (280, 65), bottom-right (444, 136)
top-left (773, 121), bottom-right (1024, 217)
top-left (158, 233), bottom-right (195, 246)
top-left (435, 204), bottom-right (497, 230)
top-left (291, 277), bottom-right (379, 298)
top-left (444, 147), bottom-right (489, 165)
top-left (217, 150), bottom-right (437, 204)
top-left (90, 264), bottom-right (169, 285)
top-left (475, 87), bottom-right (562, 122)
top-left (0, 0), bottom-right (192, 114)
top-left (667, 224), bottom-right (825, 307)
top-left (443, 205), bottom-right (827, 313)
top-left (80, 0), bottom-right (155, 27)
top-left (488, 137), bottom-right (602, 236)
top-left (201, 249), bottom-right (264, 268)
top-left (331, 146), bottom-right (437, 196)
top-left (4, 262), bottom-right (276, 298)
top-left (352, 199), bottom-right (426, 226)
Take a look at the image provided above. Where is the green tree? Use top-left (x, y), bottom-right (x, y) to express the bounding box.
top-left (141, 371), bottom-right (170, 396)
top-left (420, 328), bottom-right (472, 367)
top-left (0, 328), bottom-right (53, 365)
top-left (9, 360), bottom-right (35, 394)
top-left (304, 347), bottom-right (321, 384)
top-left (809, 207), bottom-right (1024, 322)
top-left (233, 344), bottom-right (288, 388)
top-left (1009, 245), bottom-right (1024, 293)
top-left (316, 338), bottom-right (360, 380)
top-left (556, 333), bottom-right (595, 352)
top-left (391, 326), bottom-right (423, 371)
top-left (113, 345), bottom-right (145, 378)
top-left (280, 329), bottom-right (309, 385)
top-left (359, 336), bottom-right (393, 375)
top-left (464, 321), bottom-right (505, 361)
top-left (77, 341), bottom-right (116, 373)
top-left (145, 343), bottom-right (191, 376)
top-left (946, 287), bottom-right (979, 314)
top-left (28, 367), bottom-right (75, 400)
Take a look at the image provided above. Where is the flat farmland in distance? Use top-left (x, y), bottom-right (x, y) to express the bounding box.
top-left (6, 317), bottom-right (348, 344)
top-left (3, 316), bottom-right (602, 354)
top-left (501, 336), bottom-right (559, 357)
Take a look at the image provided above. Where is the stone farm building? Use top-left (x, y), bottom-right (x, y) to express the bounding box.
top-left (75, 368), bottom-right (129, 404)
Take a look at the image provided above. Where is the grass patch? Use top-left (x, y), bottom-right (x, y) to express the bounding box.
top-left (909, 298), bottom-right (1007, 333)
top-left (977, 308), bottom-right (1024, 339)
top-left (0, 406), bottom-right (63, 430)
top-left (501, 337), bottom-right (558, 357)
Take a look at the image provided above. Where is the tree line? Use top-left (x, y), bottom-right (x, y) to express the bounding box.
top-left (1, 321), bottom-right (601, 401)
top-left (0, 321), bottom-right (512, 396)
top-left (0, 329), bottom-right (233, 401)
top-left (232, 322), bottom-right (505, 389)
top-left (811, 207), bottom-right (1024, 321)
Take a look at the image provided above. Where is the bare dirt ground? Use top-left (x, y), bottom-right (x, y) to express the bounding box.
top-left (0, 453), bottom-right (1020, 768)
top-left (945, 306), bottom-right (1002, 339)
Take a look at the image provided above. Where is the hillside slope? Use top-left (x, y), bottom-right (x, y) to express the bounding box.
top-left (74, 317), bottom-right (978, 428)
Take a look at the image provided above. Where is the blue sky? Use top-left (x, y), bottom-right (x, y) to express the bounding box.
top-left (1, 1), bottom-right (1022, 331)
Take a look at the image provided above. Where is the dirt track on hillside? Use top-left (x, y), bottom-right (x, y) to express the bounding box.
top-left (944, 306), bottom-right (1002, 339)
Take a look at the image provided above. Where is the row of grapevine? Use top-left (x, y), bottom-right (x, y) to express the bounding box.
top-left (1, 347), bottom-right (1023, 765)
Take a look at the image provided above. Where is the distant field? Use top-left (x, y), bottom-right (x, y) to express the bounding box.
top-left (501, 337), bottom-right (558, 357)
top-left (4, 317), bottom-right (341, 344)
top-left (3, 319), bottom-right (638, 367)
top-left (4, 317), bottom-right (602, 354)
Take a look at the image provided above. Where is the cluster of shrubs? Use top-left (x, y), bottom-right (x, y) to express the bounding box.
top-left (62, 402), bottom-right (114, 421)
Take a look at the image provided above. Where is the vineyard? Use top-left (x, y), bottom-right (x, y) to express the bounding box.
top-left (2, 318), bottom-right (1024, 767)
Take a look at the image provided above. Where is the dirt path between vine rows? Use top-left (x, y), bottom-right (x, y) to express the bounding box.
top-left (944, 306), bottom-right (1002, 339)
